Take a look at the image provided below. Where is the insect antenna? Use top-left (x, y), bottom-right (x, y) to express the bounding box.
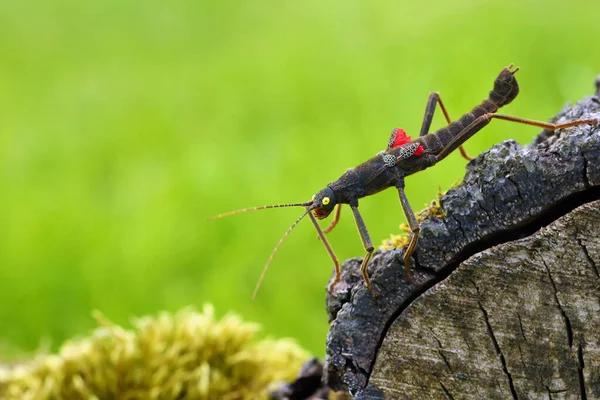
top-left (252, 206), bottom-right (314, 299)
top-left (208, 201), bottom-right (313, 221)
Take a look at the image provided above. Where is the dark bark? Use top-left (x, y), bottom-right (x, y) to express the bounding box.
top-left (325, 78), bottom-right (600, 398)
top-left (270, 358), bottom-right (332, 400)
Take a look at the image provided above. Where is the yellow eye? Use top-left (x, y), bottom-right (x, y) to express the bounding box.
top-left (322, 197), bottom-right (330, 205)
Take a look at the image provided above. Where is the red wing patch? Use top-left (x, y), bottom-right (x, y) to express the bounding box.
top-left (391, 128), bottom-right (424, 156)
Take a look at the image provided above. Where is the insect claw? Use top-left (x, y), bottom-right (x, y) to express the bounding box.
top-left (367, 284), bottom-right (380, 297)
top-left (327, 275), bottom-right (341, 293)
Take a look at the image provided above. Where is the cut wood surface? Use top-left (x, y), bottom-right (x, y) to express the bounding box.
top-left (325, 79), bottom-right (600, 399)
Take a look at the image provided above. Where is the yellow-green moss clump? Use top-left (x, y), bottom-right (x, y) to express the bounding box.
top-left (0, 305), bottom-right (310, 400)
top-left (380, 187), bottom-right (448, 251)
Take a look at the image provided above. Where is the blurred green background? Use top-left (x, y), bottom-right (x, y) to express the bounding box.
top-left (1, 0), bottom-right (599, 358)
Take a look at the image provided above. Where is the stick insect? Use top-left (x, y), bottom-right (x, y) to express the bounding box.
top-left (211, 65), bottom-right (598, 297)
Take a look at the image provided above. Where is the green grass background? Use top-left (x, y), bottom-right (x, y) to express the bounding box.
top-left (1, 0), bottom-right (599, 357)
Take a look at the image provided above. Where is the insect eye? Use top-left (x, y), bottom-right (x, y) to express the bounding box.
top-left (322, 197), bottom-right (330, 205)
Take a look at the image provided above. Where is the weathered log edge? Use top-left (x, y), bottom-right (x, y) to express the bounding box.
top-left (325, 80), bottom-right (600, 395)
top-left (367, 199), bottom-right (600, 399)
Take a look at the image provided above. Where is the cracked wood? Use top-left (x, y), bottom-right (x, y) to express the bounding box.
top-left (366, 201), bottom-right (600, 399)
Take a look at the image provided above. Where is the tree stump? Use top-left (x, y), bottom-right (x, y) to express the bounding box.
top-left (325, 78), bottom-right (600, 399)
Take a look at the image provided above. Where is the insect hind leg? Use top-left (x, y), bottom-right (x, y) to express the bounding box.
top-left (420, 91), bottom-right (472, 161)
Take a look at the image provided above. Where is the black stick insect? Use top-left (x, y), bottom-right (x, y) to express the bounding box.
top-left (210, 65), bottom-right (598, 298)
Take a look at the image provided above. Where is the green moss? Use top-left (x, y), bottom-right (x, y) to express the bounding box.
top-left (0, 306), bottom-right (309, 399)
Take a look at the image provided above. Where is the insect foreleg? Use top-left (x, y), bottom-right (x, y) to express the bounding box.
top-left (322, 203), bottom-right (342, 234)
top-left (308, 211), bottom-right (342, 292)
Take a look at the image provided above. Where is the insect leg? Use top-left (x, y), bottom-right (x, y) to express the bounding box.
top-left (323, 203), bottom-right (342, 234)
top-left (487, 113), bottom-right (599, 131)
top-left (419, 92), bottom-right (449, 136)
top-left (308, 211), bottom-right (342, 292)
top-left (396, 184), bottom-right (419, 282)
top-left (435, 113), bottom-right (598, 162)
top-left (419, 92), bottom-right (472, 161)
top-left (350, 202), bottom-right (377, 295)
